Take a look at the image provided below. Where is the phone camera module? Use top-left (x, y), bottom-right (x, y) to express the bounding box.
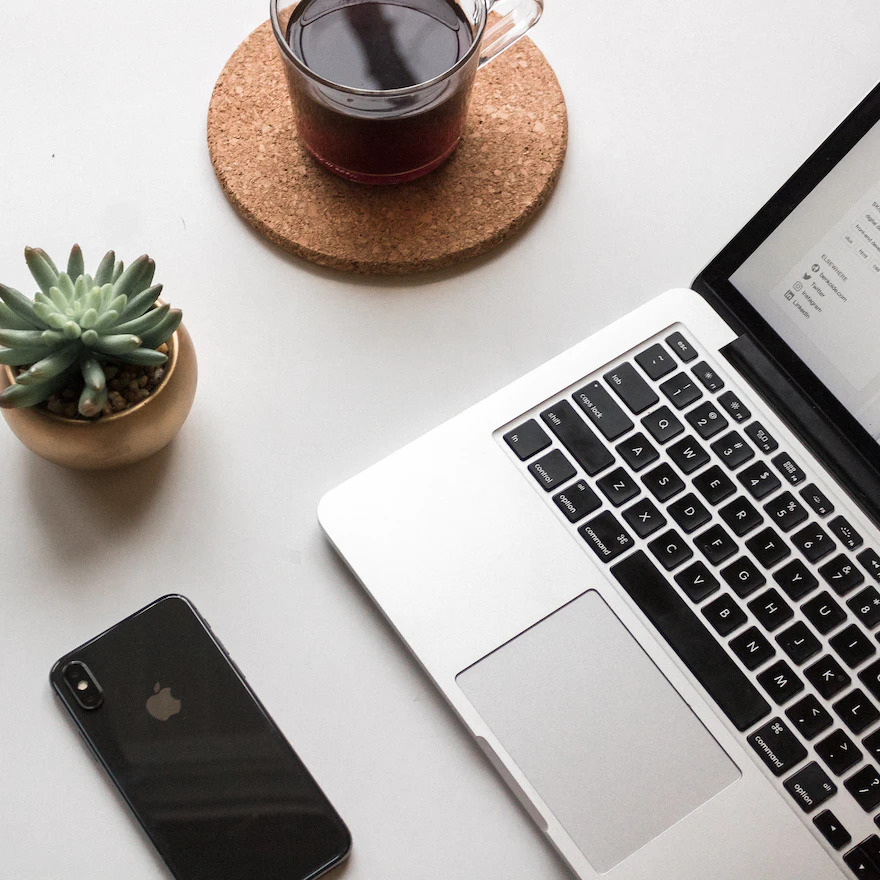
top-left (62, 661), bottom-right (104, 710)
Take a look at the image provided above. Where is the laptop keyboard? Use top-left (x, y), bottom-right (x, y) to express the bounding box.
top-left (499, 326), bottom-right (880, 877)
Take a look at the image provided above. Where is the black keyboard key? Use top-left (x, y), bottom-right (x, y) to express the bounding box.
top-left (703, 593), bottom-right (746, 635)
top-left (693, 465), bottom-right (736, 505)
top-left (763, 491), bottom-right (808, 533)
top-left (745, 421), bottom-right (778, 453)
top-left (648, 529), bottom-right (693, 571)
top-left (596, 467), bottom-right (640, 507)
top-left (747, 717), bottom-right (807, 776)
top-left (692, 361), bottom-right (724, 392)
top-left (695, 525), bottom-right (738, 566)
top-left (805, 655), bottom-right (851, 699)
top-left (773, 559), bottom-right (819, 601)
top-left (611, 551), bottom-right (770, 731)
top-left (786, 694), bottom-right (832, 740)
top-left (667, 493), bottom-right (711, 533)
top-left (578, 512), bottom-right (634, 563)
top-left (665, 331), bottom-right (697, 362)
top-left (834, 688), bottom-right (880, 735)
top-left (641, 463), bottom-right (685, 502)
top-left (861, 661), bottom-right (880, 702)
top-left (635, 343), bottom-right (676, 380)
top-left (830, 624), bottom-right (877, 669)
top-left (685, 401), bottom-right (728, 439)
top-left (829, 515), bottom-right (864, 551)
top-left (737, 462), bottom-right (782, 500)
top-left (813, 809), bottom-right (851, 850)
top-left (748, 588), bottom-right (793, 632)
top-left (757, 659), bottom-right (804, 704)
top-left (675, 561), bottom-right (719, 603)
top-left (784, 761), bottom-right (836, 813)
top-left (846, 765), bottom-right (880, 811)
top-left (667, 436), bottom-right (710, 475)
top-left (820, 554), bottom-right (865, 597)
top-left (859, 548), bottom-right (880, 582)
top-left (745, 527), bottom-right (791, 569)
top-left (540, 401), bottom-right (615, 476)
top-left (792, 524), bottom-right (835, 563)
top-left (504, 419), bottom-right (551, 460)
top-left (711, 430), bottom-right (754, 470)
top-left (553, 480), bottom-right (601, 523)
top-left (730, 626), bottom-right (775, 670)
top-left (622, 497), bottom-right (666, 538)
top-left (849, 586), bottom-right (880, 630)
top-left (773, 452), bottom-right (807, 485)
top-left (721, 556), bottom-right (766, 598)
top-left (603, 362), bottom-right (658, 414)
top-left (528, 449), bottom-right (576, 491)
top-left (615, 432), bottom-right (658, 471)
top-left (719, 496), bottom-right (763, 537)
top-left (659, 372), bottom-right (702, 410)
top-left (816, 728), bottom-right (862, 775)
top-left (800, 484), bottom-right (834, 518)
top-left (802, 592), bottom-right (847, 635)
top-left (640, 406), bottom-right (683, 444)
top-left (718, 391), bottom-right (750, 423)
top-left (863, 728), bottom-right (880, 762)
top-left (844, 837), bottom-right (880, 878)
top-left (572, 382), bottom-right (633, 441)
top-left (776, 621), bottom-right (821, 665)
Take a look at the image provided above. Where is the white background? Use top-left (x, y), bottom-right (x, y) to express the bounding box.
top-left (2, 1), bottom-right (880, 877)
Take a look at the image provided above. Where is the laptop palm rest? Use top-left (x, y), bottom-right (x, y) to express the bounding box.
top-left (456, 590), bottom-right (740, 873)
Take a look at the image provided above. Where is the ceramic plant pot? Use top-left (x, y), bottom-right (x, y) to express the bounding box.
top-left (0, 324), bottom-right (197, 470)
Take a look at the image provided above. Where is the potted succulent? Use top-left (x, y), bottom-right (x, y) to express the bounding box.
top-left (0, 245), bottom-right (197, 470)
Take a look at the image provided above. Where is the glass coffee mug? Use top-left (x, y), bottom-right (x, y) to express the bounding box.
top-left (270, 0), bottom-right (544, 184)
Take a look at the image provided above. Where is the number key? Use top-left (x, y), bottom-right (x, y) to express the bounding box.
top-left (737, 462), bottom-right (781, 500)
top-left (763, 492), bottom-right (809, 533)
top-left (686, 401), bottom-right (728, 439)
top-left (848, 585), bottom-right (880, 629)
top-left (791, 524), bottom-right (835, 563)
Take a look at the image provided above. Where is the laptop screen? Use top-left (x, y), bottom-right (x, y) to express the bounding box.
top-left (730, 117), bottom-right (880, 440)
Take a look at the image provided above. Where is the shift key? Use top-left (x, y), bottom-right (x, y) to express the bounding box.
top-left (541, 400), bottom-right (615, 475)
top-left (572, 381), bottom-right (634, 440)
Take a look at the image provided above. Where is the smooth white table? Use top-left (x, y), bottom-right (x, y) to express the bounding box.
top-left (2, 1), bottom-right (879, 877)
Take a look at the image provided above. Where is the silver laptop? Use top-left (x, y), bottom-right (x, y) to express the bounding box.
top-left (320, 83), bottom-right (880, 879)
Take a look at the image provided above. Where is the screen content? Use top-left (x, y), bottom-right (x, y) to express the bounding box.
top-left (731, 117), bottom-right (880, 439)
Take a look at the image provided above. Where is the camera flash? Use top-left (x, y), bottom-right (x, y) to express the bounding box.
top-left (77, 680), bottom-right (89, 691)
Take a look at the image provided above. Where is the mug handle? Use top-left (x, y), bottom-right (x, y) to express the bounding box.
top-left (478, 0), bottom-right (544, 67)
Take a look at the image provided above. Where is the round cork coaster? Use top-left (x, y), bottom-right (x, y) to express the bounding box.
top-left (207, 15), bottom-right (567, 275)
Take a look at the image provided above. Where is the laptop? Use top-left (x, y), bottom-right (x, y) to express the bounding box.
top-left (320, 82), bottom-right (880, 879)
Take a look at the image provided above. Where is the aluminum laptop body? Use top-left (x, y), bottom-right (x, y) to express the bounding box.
top-left (320, 84), bottom-right (880, 879)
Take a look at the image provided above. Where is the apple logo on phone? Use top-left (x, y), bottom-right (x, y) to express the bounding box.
top-left (146, 682), bottom-right (182, 721)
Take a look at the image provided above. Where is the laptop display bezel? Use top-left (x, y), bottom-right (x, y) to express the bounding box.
top-left (693, 80), bottom-right (880, 477)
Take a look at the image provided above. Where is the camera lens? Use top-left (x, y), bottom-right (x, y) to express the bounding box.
top-left (62, 661), bottom-right (103, 710)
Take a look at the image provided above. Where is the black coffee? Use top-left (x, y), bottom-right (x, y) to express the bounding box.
top-left (282, 0), bottom-right (479, 182)
top-left (287, 0), bottom-right (473, 91)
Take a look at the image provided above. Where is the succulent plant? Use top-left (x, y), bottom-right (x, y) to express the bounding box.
top-left (0, 245), bottom-right (181, 417)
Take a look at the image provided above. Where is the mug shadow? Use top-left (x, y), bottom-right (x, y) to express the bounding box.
top-left (24, 444), bottom-right (174, 568)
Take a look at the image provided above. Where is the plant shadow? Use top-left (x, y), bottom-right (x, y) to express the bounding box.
top-left (24, 444), bottom-right (174, 567)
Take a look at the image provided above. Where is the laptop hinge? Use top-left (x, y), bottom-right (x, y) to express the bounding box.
top-left (721, 334), bottom-right (880, 526)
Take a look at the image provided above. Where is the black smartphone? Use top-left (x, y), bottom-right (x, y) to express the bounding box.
top-left (50, 594), bottom-right (351, 880)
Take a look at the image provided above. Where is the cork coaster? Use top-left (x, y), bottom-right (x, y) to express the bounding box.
top-left (207, 15), bottom-right (567, 275)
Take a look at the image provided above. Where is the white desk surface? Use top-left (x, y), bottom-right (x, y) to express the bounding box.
top-left (2, 1), bottom-right (879, 877)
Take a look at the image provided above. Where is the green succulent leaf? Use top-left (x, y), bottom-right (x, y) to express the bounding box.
top-left (0, 283), bottom-right (50, 329)
top-left (15, 342), bottom-right (80, 385)
top-left (139, 309), bottom-right (181, 350)
top-left (40, 329), bottom-right (67, 346)
top-left (82, 331), bottom-right (141, 356)
top-left (0, 302), bottom-right (39, 331)
top-left (77, 383), bottom-right (108, 418)
top-left (112, 303), bottom-right (169, 337)
top-left (115, 347), bottom-right (168, 366)
top-left (24, 247), bottom-right (60, 295)
top-left (0, 345), bottom-right (52, 365)
top-left (80, 356), bottom-right (106, 392)
top-left (119, 284), bottom-right (162, 321)
top-left (111, 260), bottom-right (124, 282)
top-left (0, 328), bottom-right (47, 347)
top-left (0, 365), bottom-right (75, 409)
top-left (113, 255), bottom-right (155, 302)
top-left (94, 251), bottom-right (116, 286)
top-left (90, 309), bottom-right (120, 333)
top-left (67, 245), bottom-right (84, 281)
top-left (48, 284), bottom-right (69, 313)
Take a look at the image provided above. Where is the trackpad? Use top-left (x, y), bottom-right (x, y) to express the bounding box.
top-left (456, 590), bottom-right (739, 873)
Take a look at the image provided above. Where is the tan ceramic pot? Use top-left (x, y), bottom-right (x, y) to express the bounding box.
top-left (0, 324), bottom-right (197, 470)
